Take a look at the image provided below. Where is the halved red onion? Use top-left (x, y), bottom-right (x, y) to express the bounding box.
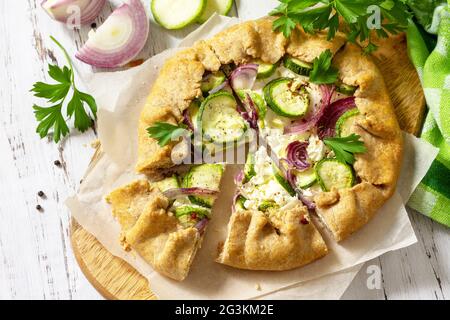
top-left (42, 0), bottom-right (106, 25)
top-left (182, 109), bottom-right (194, 131)
top-left (230, 64), bottom-right (258, 90)
top-left (163, 187), bottom-right (218, 199)
top-left (195, 218), bottom-right (209, 235)
top-left (75, 0), bottom-right (149, 68)
top-left (317, 97), bottom-right (356, 139)
top-left (284, 85), bottom-right (335, 134)
top-left (286, 170), bottom-right (316, 210)
top-left (286, 141), bottom-right (310, 171)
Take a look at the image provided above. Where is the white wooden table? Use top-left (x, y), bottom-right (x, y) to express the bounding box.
top-left (0, 0), bottom-right (448, 300)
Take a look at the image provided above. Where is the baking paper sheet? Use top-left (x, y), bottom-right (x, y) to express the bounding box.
top-left (66, 15), bottom-right (439, 300)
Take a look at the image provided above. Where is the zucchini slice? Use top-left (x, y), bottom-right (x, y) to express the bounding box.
top-left (235, 195), bottom-right (247, 211)
top-left (294, 168), bottom-right (317, 189)
top-left (243, 153), bottom-right (256, 183)
top-left (152, 0), bottom-right (206, 30)
top-left (336, 83), bottom-right (357, 95)
top-left (283, 56), bottom-right (312, 76)
top-left (197, 0), bottom-right (233, 24)
top-left (154, 174), bottom-right (180, 192)
top-left (200, 71), bottom-right (226, 93)
top-left (198, 91), bottom-right (247, 144)
top-left (258, 200), bottom-right (279, 212)
top-left (315, 159), bottom-right (355, 191)
top-left (263, 78), bottom-right (310, 118)
top-left (252, 59), bottom-right (276, 79)
top-left (336, 108), bottom-right (360, 137)
top-left (175, 205), bottom-right (211, 227)
top-left (272, 165), bottom-right (296, 197)
top-left (236, 90), bottom-right (267, 120)
top-left (183, 164), bottom-right (224, 207)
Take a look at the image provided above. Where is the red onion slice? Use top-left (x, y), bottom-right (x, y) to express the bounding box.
top-left (317, 97), bottom-right (356, 139)
top-left (284, 85), bottom-right (334, 134)
top-left (75, 0), bottom-right (149, 68)
top-left (195, 218), bottom-right (209, 235)
top-left (42, 0), bottom-right (106, 25)
top-left (182, 109), bottom-right (194, 131)
top-left (234, 170), bottom-right (245, 185)
top-left (163, 188), bottom-right (218, 199)
top-left (286, 141), bottom-right (310, 171)
top-left (230, 64), bottom-right (258, 91)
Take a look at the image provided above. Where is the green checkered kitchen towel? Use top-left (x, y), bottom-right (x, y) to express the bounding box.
top-left (406, 1), bottom-right (450, 226)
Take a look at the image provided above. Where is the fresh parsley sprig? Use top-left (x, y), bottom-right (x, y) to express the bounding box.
top-left (147, 122), bottom-right (189, 147)
top-left (324, 133), bottom-right (367, 164)
top-left (309, 49), bottom-right (339, 84)
top-left (31, 36), bottom-right (97, 143)
top-left (271, 0), bottom-right (410, 53)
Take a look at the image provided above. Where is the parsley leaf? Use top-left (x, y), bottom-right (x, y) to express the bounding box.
top-left (30, 36), bottom-right (97, 143)
top-left (270, 0), bottom-right (411, 53)
top-left (309, 49), bottom-right (339, 84)
top-left (323, 134), bottom-right (367, 164)
top-left (147, 122), bottom-right (189, 147)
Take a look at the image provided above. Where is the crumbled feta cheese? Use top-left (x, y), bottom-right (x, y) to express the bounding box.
top-left (307, 134), bottom-right (326, 162)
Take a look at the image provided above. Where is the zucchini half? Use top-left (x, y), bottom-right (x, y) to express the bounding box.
top-left (336, 108), bottom-right (360, 137)
top-left (283, 56), bottom-right (312, 76)
top-left (152, 0), bottom-right (206, 30)
top-left (263, 78), bottom-right (310, 118)
top-left (198, 91), bottom-right (247, 144)
top-left (315, 159), bottom-right (355, 191)
top-left (183, 164), bottom-right (224, 207)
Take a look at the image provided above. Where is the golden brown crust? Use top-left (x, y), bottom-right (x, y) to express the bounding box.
top-left (217, 204), bottom-right (328, 270)
top-left (105, 180), bottom-right (200, 281)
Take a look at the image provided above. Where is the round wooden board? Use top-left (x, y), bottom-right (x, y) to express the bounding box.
top-left (70, 34), bottom-right (426, 300)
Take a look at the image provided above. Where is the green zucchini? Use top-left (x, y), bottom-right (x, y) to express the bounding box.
top-left (197, 0), bottom-right (233, 24)
top-left (263, 78), bottom-right (310, 118)
top-left (154, 174), bottom-right (180, 192)
top-left (258, 200), bottom-right (279, 212)
top-left (176, 205), bottom-right (211, 227)
top-left (187, 100), bottom-right (201, 131)
top-left (235, 195), bottom-right (247, 211)
top-left (198, 91), bottom-right (247, 144)
top-left (336, 83), bottom-right (357, 95)
top-left (294, 168), bottom-right (317, 189)
top-left (183, 164), bottom-right (224, 207)
top-left (252, 59), bottom-right (276, 79)
top-left (200, 71), bottom-right (226, 93)
top-left (315, 159), bottom-right (355, 192)
top-left (243, 153), bottom-right (256, 183)
top-left (236, 90), bottom-right (267, 120)
top-left (272, 165), bottom-right (296, 197)
top-left (151, 0), bottom-right (206, 30)
top-left (283, 56), bottom-right (312, 76)
top-left (336, 108), bottom-right (360, 137)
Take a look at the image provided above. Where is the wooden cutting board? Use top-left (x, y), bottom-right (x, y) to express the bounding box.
top-left (70, 34), bottom-right (426, 300)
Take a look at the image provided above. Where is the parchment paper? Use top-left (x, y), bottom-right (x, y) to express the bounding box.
top-left (66, 15), bottom-right (439, 300)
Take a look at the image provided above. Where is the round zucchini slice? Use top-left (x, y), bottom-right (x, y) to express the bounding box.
top-left (197, 0), bottom-right (233, 24)
top-left (272, 165), bottom-right (296, 197)
top-left (152, 0), bottom-right (206, 30)
top-left (198, 91), bottom-right (247, 144)
top-left (263, 78), bottom-right (310, 118)
top-left (200, 71), bottom-right (226, 93)
top-left (315, 159), bottom-right (355, 192)
top-left (294, 167), bottom-right (317, 189)
top-left (183, 164), bottom-right (224, 208)
top-left (283, 56), bottom-right (312, 76)
top-left (336, 108), bottom-right (360, 137)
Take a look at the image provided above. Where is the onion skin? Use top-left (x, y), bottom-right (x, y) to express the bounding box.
top-left (75, 0), bottom-right (149, 68)
top-left (41, 0), bottom-right (106, 25)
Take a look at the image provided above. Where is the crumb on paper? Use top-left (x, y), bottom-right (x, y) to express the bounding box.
top-left (91, 139), bottom-right (100, 149)
top-left (255, 283), bottom-right (261, 291)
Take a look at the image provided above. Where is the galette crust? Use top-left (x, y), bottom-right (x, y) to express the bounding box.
top-left (105, 180), bottom-right (201, 281)
top-left (217, 204), bottom-right (328, 270)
